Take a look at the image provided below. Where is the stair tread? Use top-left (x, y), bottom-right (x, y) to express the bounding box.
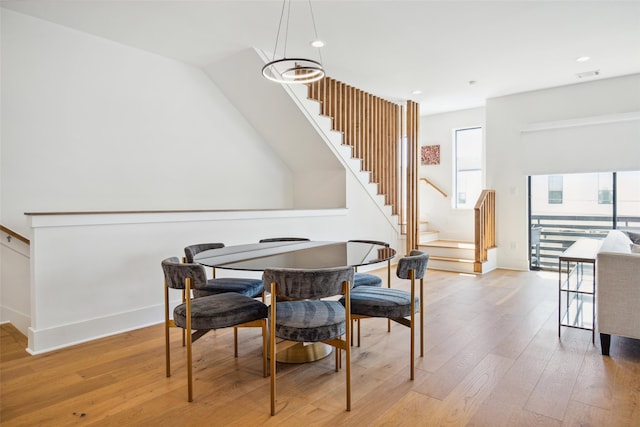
top-left (421, 240), bottom-right (475, 249)
top-left (428, 255), bottom-right (475, 263)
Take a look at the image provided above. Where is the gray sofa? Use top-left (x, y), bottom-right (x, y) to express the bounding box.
top-left (596, 230), bottom-right (640, 355)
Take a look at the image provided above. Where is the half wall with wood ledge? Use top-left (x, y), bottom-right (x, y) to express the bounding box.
top-left (21, 205), bottom-right (400, 354)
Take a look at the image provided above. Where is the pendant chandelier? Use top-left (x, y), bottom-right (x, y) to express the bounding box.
top-left (262, 0), bottom-right (325, 84)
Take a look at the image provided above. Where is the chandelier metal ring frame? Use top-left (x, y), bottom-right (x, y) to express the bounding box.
top-left (262, 0), bottom-right (325, 84)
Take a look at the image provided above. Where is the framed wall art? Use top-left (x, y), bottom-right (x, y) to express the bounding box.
top-left (421, 145), bottom-right (440, 165)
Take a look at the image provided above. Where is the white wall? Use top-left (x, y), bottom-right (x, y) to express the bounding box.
top-left (486, 74), bottom-right (640, 270)
top-left (419, 107), bottom-right (485, 241)
top-left (0, 9), bottom-right (293, 239)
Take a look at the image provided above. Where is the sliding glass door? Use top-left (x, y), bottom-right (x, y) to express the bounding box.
top-left (529, 171), bottom-right (640, 270)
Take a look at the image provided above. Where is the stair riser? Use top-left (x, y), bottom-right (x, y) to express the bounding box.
top-left (428, 260), bottom-right (476, 274)
top-left (419, 233), bottom-right (439, 244)
top-left (422, 247), bottom-right (475, 259)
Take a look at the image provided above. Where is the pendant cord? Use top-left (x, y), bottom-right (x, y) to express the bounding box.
top-left (284, 0), bottom-right (291, 58)
top-left (271, 0), bottom-right (287, 61)
top-left (308, 0), bottom-right (323, 65)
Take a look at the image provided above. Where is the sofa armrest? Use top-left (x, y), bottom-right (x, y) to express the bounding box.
top-left (596, 252), bottom-right (640, 340)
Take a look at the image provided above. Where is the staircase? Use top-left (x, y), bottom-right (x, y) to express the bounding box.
top-left (417, 188), bottom-right (497, 274)
top-left (298, 73), bottom-right (497, 274)
top-left (418, 222), bottom-right (475, 273)
top-left (286, 83), bottom-right (401, 231)
top-left (294, 71), bottom-right (497, 273)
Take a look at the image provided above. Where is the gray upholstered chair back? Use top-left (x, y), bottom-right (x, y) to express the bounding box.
top-left (184, 243), bottom-right (225, 263)
top-left (396, 251), bottom-right (429, 280)
top-left (263, 266), bottom-right (354, 300)
top-left (162, 257), bottom-right (208, 290)
top-left (259, 237), bottom-right (310, 243)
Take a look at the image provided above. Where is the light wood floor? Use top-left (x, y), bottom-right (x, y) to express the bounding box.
top-left (2, 268), bottom-right (640, 426)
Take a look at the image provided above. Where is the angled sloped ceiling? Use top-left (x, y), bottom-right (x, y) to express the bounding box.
top-left (204, 48), bottom-right (346, 209)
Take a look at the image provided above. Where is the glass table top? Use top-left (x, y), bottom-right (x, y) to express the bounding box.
top-left (193, 241), bottom-right (395, 271)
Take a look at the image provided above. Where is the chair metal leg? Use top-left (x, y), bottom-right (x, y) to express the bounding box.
top-left (346, 345), bottom-right (351, 411)
top-left (350, 319), bottom-right (354, 346)
top-left (234, 327), bottom-right (238, 357)
top-left (185, 279), bottom-right (193, 402)
top-left (261, 319), bottom-right (268, 377)
top-left (420, 277), bottom-right (424, 357)
top-left (387, 259), bottom-right (392, 333)
top-left (345, 282), bottom-right (351, 411)
top-left (410, 272), bottom-right (415, 381)
top-left (164, 285), bottom-right (171, 377)
top-left (349, 317), bottom-right (362, 347)
top-left (270, 282), bottom-right (277, 416)
top-left (181, 289), bottom-right (186, 347)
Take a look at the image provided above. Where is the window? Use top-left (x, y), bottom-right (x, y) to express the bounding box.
top-left (454, 127), bottom-right (482, 209)
top-left (548, 175), bottom-right (563, 204)
top-left (529, 171), bottom-right (640, 271)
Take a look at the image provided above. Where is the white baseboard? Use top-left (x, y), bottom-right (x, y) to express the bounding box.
top-left (0, 305), bottom-right (30, 336)
top-left (26, 303), bottom-right (170, 355)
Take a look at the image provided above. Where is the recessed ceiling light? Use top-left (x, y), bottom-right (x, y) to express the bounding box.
top-left (576, 56), bottom-right (591, 62)
top-left (311, 40), bottom-right (325, 48)
top-left (411, 90), bottom-right (422, 95)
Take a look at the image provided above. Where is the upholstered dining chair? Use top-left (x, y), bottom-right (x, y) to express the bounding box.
top-left (347, 239), bottom-right (392, 344)
top-left (264, 266), bottom-right (354, 416)
top-left (341, 250), bottom-right (429, 380)
top-left (162, 257), bottom-right (268, 402)
top-left (184, 243), bottom-right (266, 355)
top-left (258, 237), bottom-right (310, 243)
top-left (184, 243), bottom-right (264, 299)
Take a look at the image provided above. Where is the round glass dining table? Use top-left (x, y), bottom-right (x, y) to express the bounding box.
top-left (192, 240), bottom-right (396, 271)
top-left (193, 240), bottom-right (396, 363)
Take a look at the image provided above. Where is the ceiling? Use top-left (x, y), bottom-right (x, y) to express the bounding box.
top-left (2, 0), bottom-right (639, 115)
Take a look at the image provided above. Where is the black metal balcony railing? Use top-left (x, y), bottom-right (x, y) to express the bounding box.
top-left (530, 214), bottom-right (640, 270)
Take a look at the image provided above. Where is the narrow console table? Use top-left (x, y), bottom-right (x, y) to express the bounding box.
top-left (558, 238), bottom-right (602, 343)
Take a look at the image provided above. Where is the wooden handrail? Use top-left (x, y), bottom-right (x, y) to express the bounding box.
top-left (419, 178), bottom-right (448, 198)
top-left (0, 225), bottom-right (30, 245)
top-left (473, 190), bottom-right (496, 273)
